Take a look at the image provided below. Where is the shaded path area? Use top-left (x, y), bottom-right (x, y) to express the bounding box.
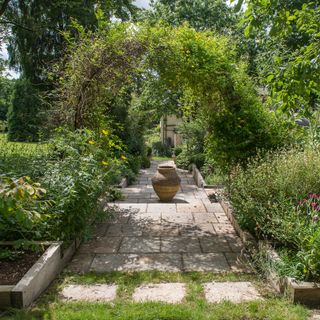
top-left (68, 161), bottom-right (249, 273)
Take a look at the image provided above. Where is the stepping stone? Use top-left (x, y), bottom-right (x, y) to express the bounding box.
top-left (60, 284), bottom-right (117, 302)
top-left (133, 283), bottom-right (186, 304)
top-left (91, 253), bottom-right (183, 272)
top-left (204, 282), bottom-right (262, 303)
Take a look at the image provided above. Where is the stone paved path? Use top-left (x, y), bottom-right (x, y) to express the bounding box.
top-left (68, 161), bottom-right (248, 273)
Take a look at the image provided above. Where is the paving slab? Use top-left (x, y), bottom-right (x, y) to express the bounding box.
top-left (143, 223), bottom-right (180, 237)
top-left (161, 237), bottom-right (201, 253)
top-left (67, 253), bottom-right (95, 273)
top-left (60, 284), bottom-right (117, 302)
top-left (183, 253), bottom-right (230, 272)
top-left (162, 212), bottom-right (194, 224)
top-left (119, 237), bottom-right (161, 253)
top-left (78, 237), bottom-right (122, 254)
top-left (133, 283), bottom-right (186, 303)
top-left (179, 223), bottom-right (216, 237)
top-left (199, 236), bottom-right (231, 253)
top-left (204, 282), bottom-right (262, 303)
top-left (193, 212), bottom-right (218, 224)
top-left (91, 254), bottom-right (183, 272)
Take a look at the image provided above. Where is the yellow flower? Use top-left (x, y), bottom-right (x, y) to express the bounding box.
top-left (88, 140), bottom-right (95, 145)
top-left (121, 155), bottom-right (127, 161)
top-left (101, 161), bottom-right (108, 166)
top-left (102, 129), bottom-right (109, 136)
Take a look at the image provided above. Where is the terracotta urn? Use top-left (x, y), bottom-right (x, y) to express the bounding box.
top-left (152, 165), bottom-right (181, 202)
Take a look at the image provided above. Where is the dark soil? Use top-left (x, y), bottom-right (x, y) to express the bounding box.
top-left (0, 249), bottom-right (45, 285)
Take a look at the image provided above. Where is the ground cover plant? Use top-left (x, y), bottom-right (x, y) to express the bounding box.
top-left (2, 272), bottom-right (309, 320)
top-left (229, 147), bottom-right (320, 281)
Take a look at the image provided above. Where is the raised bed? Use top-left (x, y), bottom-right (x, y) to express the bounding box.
top-left (219, 197), bottom-right (320, 307)
top-left (192, 164), bottom-right (320, 306)
top-left (0, 240), bottom-right (78, 309)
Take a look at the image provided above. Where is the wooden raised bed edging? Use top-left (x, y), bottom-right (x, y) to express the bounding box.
top-left (0, 240), bottom-right (78, 309)
top-left (192, 164), bottom-right (320, 306)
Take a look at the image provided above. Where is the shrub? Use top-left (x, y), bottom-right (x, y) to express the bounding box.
top-left (0, 128), bottom-right (136, 242)
top-left (42, 129), bottom-right (126, 240)
top-left (176, 144), bottom-right (205, 170)
top-left (7, 78), bottom-right (43, 142)
top-left (229, 147), bottom-right (320, 280)
top-left (152, 141), bottom-right (172, 157)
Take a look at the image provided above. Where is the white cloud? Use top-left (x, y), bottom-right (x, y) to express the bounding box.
top-left (134, 0), bottom-right (150, 9)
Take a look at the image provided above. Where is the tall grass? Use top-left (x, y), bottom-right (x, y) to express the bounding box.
top-left (0, 134), bottom-right (51, 177)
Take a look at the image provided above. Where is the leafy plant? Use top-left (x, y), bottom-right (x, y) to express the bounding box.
top-left (0, 176), bottom-right (51, 240)
top-left (229, 147), bottom-right (320, 280)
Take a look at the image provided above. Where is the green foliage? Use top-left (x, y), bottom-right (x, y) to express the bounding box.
top-left (5, 0), bottom-right (138, 84)
top-left (56, 22), bottom-right (147, 129)
top-left (147, 0), bottom-right (237, 34)
top-left (0, 134), bottom-right (50, 177)
top-left (240, 0), bottom-right (320, 114)
top-left (7, 78), bottom-right (44, 142)
top-left (0, 127), bottom-right (135, 242)
top-left (0, 77), bottom-right (14, 122)
top-left (176, 118), bottom-right (206, 169)
top-left (42, 128), bottom-right (127, 240)
top-left (0, 176), bottom-right (51, 240)
top-left (205, 98), bottom-right (291, 172)
top-left (152, 141), bottom-right (172, 157)
top-left (229, 147), bottom-right (320, 280)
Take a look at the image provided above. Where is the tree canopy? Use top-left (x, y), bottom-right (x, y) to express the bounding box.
top-left (240, 0), bottom-right (320, 115)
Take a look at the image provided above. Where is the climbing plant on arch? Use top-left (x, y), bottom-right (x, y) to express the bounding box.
top-left (56, 20), bottom-right (289, 171)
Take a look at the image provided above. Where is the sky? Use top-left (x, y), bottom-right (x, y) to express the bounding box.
top-left (135, 0), bottom-right (150, 9)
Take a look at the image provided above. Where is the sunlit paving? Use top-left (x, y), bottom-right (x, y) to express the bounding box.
top-left (0, 0), bottom-right (319, 319)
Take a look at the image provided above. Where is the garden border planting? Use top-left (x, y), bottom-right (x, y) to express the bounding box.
top-left (191, 162), bottom-right (320, 306)
top-left (217, 195), bottom-right (320, 307)
top-left (0, 240), bottom-right (78, 309)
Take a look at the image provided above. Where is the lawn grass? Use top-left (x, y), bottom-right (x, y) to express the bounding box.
top-left (2, 272), bottom-right (310, 320)
top-left (152, 156), bottom-right (173, 161)
top-left (0, 133), bottom-right (50, 177)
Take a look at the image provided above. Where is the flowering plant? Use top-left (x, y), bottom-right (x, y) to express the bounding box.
top-left (297, 193), bottom-right (320, 224)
